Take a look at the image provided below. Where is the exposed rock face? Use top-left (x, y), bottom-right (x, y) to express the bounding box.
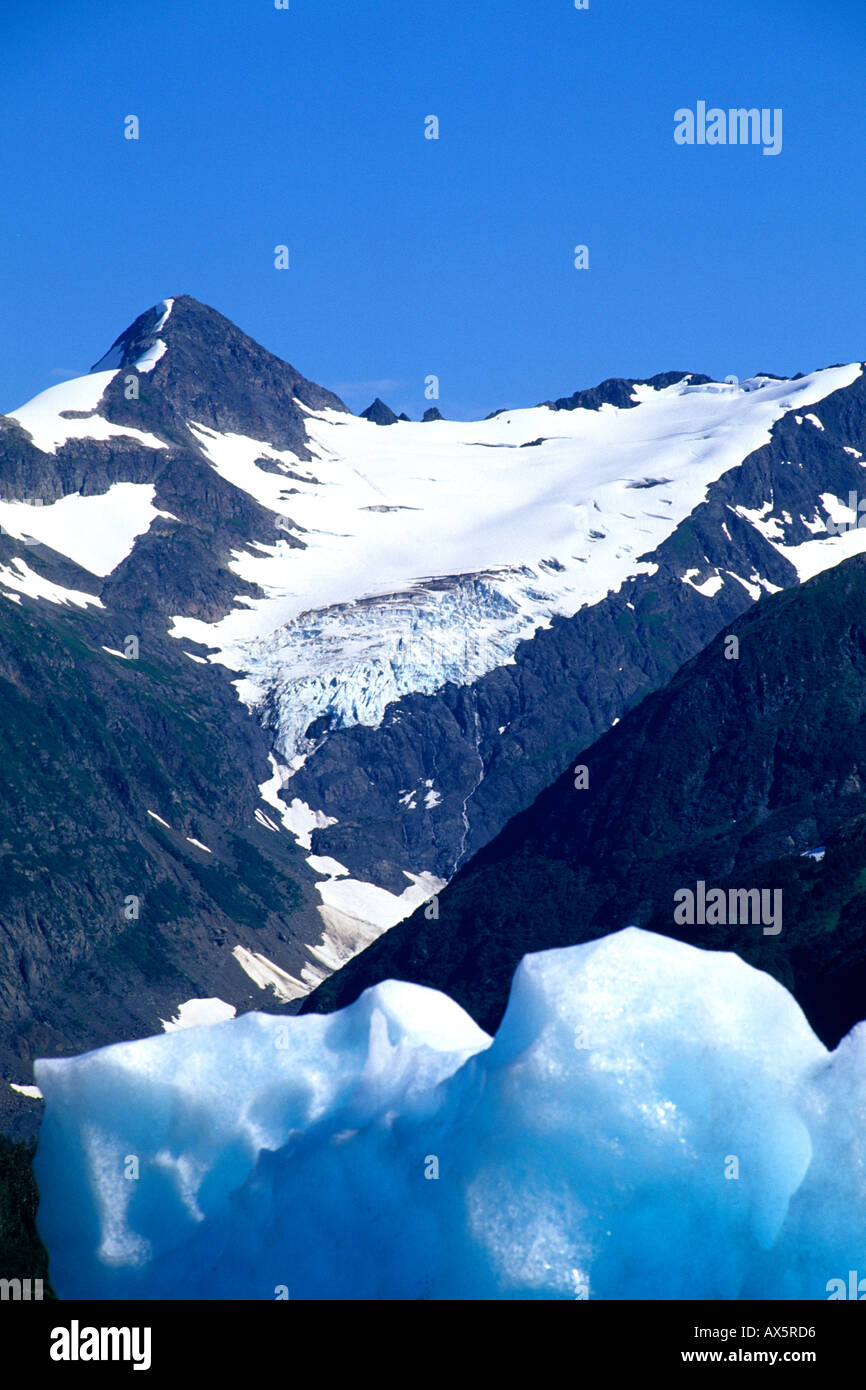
top-left (1, 293), bottom-right (865, 1137)
top-left (94, 295), bottom-right (349, 455)
top-left (304, 553), bottom-right (866, 1051)
top-left (292, 366), bottom-right (866, 897)
top-left (359, 397), bottom-right (399, 426)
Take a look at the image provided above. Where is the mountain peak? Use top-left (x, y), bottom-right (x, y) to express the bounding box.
top-left (543, 371), bottom-right (714, 414)
top-left (89, 295), bottom-right (348, 454)
top-left (360, 397), bottom-right (399, 426)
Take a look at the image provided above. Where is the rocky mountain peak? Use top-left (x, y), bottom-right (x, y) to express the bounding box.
top-left (91, 295), bottom-right (349, 455)
top-left (360, 397), bottom-right (400, 426)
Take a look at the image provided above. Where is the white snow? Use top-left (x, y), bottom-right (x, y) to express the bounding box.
top-left (34, 927), bottom-right (866, 1301)
top-left (280, 798), bottom-right (337, 850)
top-left (10, 1083), bottom-right (43, 1100)
top-left (186, 837), bottom-right (212, 853)
top-left (153, 299), bottom-right (174, 333)
top-left (804, 413), bottom-right (824, 430)
top-left (168, 366), bottom-right (859, 763)
top-left (257, 755), bottom-right (337, 849)
top-left (306, 855), bottom-right (349, 877)
top-left (231, 945), bottom-right (301, 1003)
top-left (734, 502), bottom-right (785, 543)
top-left (313, 868), bottom-right (445, 930)
top-left (8, 371), bottom-right (167, 454)
top-left (134, 339), bottom-right (167, 374)
top-left (263, 869), bottom-right (447, 999)
top-left (681, 568), bottom-right (724, 597)
top-left (725, 572), bottom-right (761, 600)
top-left (146, 810), bottom-right (171, 829)
top-left (0, 557), bottom-right (104, 609)
top-left (127, 299), bottom-right (173, 374)
top-left (765, 510), bottom-right (866, 581)
top-left (0, 484), bottom-right (176, 577)
top-left (160, 998), bottom-right (236, 1032)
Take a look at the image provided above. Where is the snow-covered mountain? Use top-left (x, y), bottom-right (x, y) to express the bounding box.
top-left (168, 363), bottom-right (860, 762)
top-left (3, 294), bottom-right (866, 1131)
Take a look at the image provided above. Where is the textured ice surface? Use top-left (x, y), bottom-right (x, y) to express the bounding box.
top-left (34, 929), bottom-right (864, 1300)
top-left (168, 367), bottom-right (862, 761)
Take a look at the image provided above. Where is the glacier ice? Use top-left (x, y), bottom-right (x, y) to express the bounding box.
top-left (228, 575), bottom-right (538, 765)
top-left (33, 928), bottom-right (866, 1300)
top-left (168, 366), bottom-right (862, 764)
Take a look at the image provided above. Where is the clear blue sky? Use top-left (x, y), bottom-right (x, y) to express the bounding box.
top-left (0, 0), bottom-right (863, 420)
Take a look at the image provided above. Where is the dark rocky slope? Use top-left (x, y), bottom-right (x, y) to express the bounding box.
top-left (304, 552), bottom-right (866, 1048)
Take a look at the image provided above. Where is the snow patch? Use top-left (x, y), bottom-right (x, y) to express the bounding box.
top-left (134, 339), bottom-right (167, 374)
top-left (231, 945), bottom-right (304, 1003)
top-left (306, 855), bottom-right (349, 877)
top-left (0, 558), bottom-right (104, 609)
top-left (313, 869), bottom-right (445, 931)
top-left (257, 755), bottom-right (338, 848)
top-left (681, 569), bottom-right (724, 597)
top-left (10, 1083), bottom-right (43, 1100)
top-left (734, 502), bottom-right (785, 543)
top-left (9, 371), bottom-right (167, 454)
top-left (0, 483), bottom-right (175, 577)
top-left (160, 998), bottom-right (236, 1032)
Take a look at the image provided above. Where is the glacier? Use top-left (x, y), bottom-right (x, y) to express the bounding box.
top-left (33, 927), bottom-right (866, 1300)
top-left (167, 367), bottom-right (862, 764)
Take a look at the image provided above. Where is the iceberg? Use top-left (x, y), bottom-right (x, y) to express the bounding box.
top-left (33, 928), bottom-right (865, 1299)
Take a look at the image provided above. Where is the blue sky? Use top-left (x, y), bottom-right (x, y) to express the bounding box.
top-left (0, 0), bottom-right (863, 420)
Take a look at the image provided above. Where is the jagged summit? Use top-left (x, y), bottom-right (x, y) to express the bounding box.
top-left (540, 371), bottom-right (713, 413)
top-left (360, 397), bottom-right (399, 426)
top-left (90, 295), bottom-right (349, 454)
